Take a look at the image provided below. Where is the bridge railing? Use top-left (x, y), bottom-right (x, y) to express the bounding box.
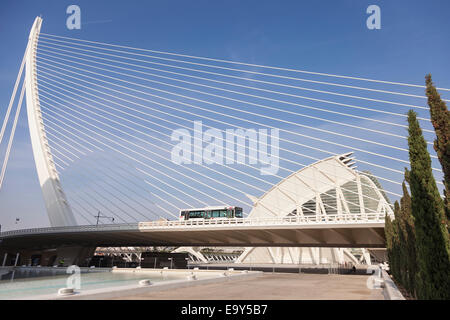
top-left (0, 213), bottom-right (390, 237)
top-left (138, 213), bottom-right (390, 229)
top-left (0, 222), bottom-right (139, 237)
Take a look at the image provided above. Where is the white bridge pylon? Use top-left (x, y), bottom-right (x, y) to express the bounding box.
top-left (0, 15), bottom-right (444, 239)
top-left (24, 17), bottom-right (76, 226)
top-left (0, 17), bottom-right (76, 226)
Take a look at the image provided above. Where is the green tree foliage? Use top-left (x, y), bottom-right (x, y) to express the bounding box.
top-left (407, 110), bottom-right (450, 299)
top-left (384, 212), bottom-right (394, 265)
top-left (398, 179), bottom-right (417, 296)
top-left (385, 207), bottom-right (398, 280)
top-left (425, 74), bottom-right (450, 224)
top-left (385, 185), bottom-right (417, 298)
top-left (386, 202), bottom-right (401, 282)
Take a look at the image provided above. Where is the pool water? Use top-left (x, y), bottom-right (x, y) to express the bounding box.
top-left (0, 269), bottom-right (203, 299)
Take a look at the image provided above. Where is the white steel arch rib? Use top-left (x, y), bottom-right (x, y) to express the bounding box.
top-left (25, 17), bottom-right (76, 226)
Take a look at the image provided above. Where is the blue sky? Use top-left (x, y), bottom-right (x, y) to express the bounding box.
top-left (0, 0), bottom-right (449, 231)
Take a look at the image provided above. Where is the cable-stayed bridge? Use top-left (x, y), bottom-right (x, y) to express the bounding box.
top-left (0, 17), bottom-right (447, 266)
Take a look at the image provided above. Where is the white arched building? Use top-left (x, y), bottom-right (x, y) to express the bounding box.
top-left (177, 153), bottom-right (393, 265)
top-left (235, 152), bottom-right (393, 265)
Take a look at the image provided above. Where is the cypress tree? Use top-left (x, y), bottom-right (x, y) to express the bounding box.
top-left (398, 179), bottom-right (417, 296)
top-left (386, 201), bottom-right (402, 282)
top-left (384, 212), bottom-right (394, 268)
top-left (407, 110), bottom-right (450, 299)
top-left (393, 200), bottom-right (407, 287)
top-left (385, 209), bottom-right (398, 279)
top-left (425, 74), bottom-right (450, 224)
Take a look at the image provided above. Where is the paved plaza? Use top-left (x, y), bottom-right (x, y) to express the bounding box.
top-left (115, 273), bottom-right (384, 300)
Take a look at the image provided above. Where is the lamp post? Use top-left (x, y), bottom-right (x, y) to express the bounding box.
top-left (168, 257), bottom-right (173, 269)
top-left (94, 211), bottom-right (115, 225)
top-left (185, 257), bottom-right (189, 270)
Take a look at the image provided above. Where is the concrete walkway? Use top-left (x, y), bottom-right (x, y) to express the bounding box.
top-left (115, 273), bottom-right (384, 300)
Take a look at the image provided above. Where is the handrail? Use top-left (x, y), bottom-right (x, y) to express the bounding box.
top-left (138, 213), bottom-right (390, 229)
top-left (0, 222), bottom-right (139, 237)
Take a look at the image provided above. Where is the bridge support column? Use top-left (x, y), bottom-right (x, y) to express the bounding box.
top-left (361, 248), bottom-right (372, 266)
top-left (14, 253), bottom-right (19, 266)
top-left (2, 253), bottom-right (7, 267)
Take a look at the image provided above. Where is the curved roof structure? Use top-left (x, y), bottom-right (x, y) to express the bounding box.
top-left (247, 153), bottom-right (393, 219)
top-left (238, 153), bottom-right (393, 265)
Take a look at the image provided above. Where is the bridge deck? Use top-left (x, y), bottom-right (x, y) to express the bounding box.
top-left (0, 215), bottom-right (387, 249)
